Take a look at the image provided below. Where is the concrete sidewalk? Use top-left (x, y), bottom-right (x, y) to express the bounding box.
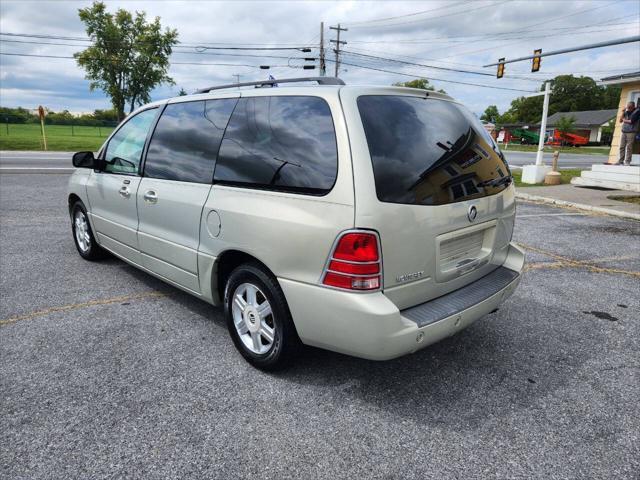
top-left (516, 184), bottom-right (640, 220)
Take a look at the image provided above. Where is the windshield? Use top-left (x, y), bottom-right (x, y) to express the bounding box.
top-left (357, 95), bottom-right (511, 206)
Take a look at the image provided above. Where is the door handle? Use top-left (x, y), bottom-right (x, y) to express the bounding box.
top-left (119, 186), bottom-right (130, 198)
top-left (144, 190), bottom-right (158, 204)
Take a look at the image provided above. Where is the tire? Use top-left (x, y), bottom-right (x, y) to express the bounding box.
top-left (71, 201), bottom-right (107, 260)
top-left (224, 263), bottom-right (300, 370)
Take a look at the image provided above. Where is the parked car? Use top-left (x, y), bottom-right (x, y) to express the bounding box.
top-left (68, 77), bottom-right (524, 369)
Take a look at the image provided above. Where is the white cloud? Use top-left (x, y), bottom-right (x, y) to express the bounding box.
top-left (0, 0), bottom-right (638, 114)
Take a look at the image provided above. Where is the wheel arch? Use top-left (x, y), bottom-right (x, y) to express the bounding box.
top-left (68, 193), bottom-right (83, 215)
top-left (212, 249), bottom-right (277, 304)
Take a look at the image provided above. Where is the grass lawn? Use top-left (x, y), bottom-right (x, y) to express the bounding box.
top-left (501, 144), bottom-right (611, 155)
top-left (0, 123), bottom-right (115, 151)
top-left (608, 195), bottom-right (640, 205)
top-left (512, 168), bottom-right (583, 187)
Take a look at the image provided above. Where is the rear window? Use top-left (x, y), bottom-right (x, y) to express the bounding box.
top-left (214, 96), bottom-right (338, 195)
top-left (357, 95), bottom-right (511, 206)
top-left (144, 99), bottom-right (237, 183)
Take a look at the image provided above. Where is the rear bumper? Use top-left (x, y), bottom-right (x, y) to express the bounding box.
top-left (280, 243), bottom-right (524, 360)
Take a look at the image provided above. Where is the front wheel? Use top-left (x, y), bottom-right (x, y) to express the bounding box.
top-left (71, 201), bottom-right (107, 260)
top-left (224, 263), bottom-right (300, 370)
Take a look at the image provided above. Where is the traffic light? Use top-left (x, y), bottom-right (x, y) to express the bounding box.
top-left (496, 58), bottom-right (505, 79)
top-left (532, 49), bottom-right (542, 72)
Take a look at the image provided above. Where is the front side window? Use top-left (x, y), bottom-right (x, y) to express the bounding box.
top-left (144, 98), bottom-right (238, 183)
top-left (214, 96), bottom-right (338, 195)
top-left (357, 95), bottom-right (511, 206)
top-left (104, 108), bottom-right (158, 174)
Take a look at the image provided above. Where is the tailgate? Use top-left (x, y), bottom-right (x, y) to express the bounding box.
top-left (343, 89), bottom-right (516, 310)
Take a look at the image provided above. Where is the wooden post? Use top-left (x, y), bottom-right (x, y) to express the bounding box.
top-left (544, 151), bottom-right (561, 185)
top-left (551, 150), bottom-right (560, 171)
top-left (38, 105), bottom-right (47, 151)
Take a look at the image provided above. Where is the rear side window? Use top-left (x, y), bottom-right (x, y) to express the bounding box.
top-left (358, 96), bottom-right (510, 206)
top-left (144, 98), bottom-right (237, 183)
top-left (214, 96), bottom-right (338, 195)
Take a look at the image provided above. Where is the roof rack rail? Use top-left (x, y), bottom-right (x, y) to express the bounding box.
top-left (195, 76), bottom-right (345, 94)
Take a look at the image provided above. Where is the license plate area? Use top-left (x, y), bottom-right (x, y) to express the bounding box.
top-left (435, 220), bottom-right (497, 283)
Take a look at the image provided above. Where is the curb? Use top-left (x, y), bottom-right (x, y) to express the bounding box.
top-left (515, 192), bottom-right (640, 221)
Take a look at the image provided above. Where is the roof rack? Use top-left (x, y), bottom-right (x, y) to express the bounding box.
top-left (195, 77), bottom-right (345, 94)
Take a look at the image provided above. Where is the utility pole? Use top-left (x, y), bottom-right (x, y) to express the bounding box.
top-left (319, 22), bottom-right (326, 77)
top-left (233, 74), bottom-right (241, 86)
top-left (329, 24), bottom-right (347, 77)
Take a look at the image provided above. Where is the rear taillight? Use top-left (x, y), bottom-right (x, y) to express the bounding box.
top-left (321, 231), bottom-right (382, 291)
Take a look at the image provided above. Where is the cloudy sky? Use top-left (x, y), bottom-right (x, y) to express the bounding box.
top-left (1, 0), bottom-right (638, 116)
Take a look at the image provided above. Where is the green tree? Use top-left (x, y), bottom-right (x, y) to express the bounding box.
top-left (501, 75), bottom-right (622, 124)
top-left (600, 85), bottom-right (622, 109)
top-left (555, 115), bottom-right (575, 135)
top-left (601, 118), bottom-right (615, 145)
top-left (481, 105), bottom-right (500, 123)
top-left (178, 87), bottom-right (188, 96)
top-left (393, 79), bottom-right (446, 94)
top-left (74, 1), bottom-right (178, 120)
top-left (554, 115), bottom-right (576, 147)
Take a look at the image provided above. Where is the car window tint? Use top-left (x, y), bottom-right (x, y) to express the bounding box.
top-left (357, 95), bottom-right (511, 206)
top-left (104, 108), bottom-right (158, 174)
top-left (144, 98), bottom-right (238, 183)
top-left (214, 96), bottom-right (337, 195)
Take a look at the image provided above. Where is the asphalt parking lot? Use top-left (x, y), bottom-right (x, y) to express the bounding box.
top-left (1, 173), bottom-right (639, 479)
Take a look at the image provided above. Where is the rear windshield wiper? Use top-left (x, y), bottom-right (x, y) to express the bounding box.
top-left (478, 176), bottom-right (512, 188)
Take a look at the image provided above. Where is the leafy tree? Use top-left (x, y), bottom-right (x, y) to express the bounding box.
top-left (601, 118), bottom-right (615, 145)
top-left (555, 115), bottom-right (576, 135)
top-left (600, 84), bottom-right (622, 109)
top-left (498, 75), bottom-right (624, 124)
top-left (554, 115), bottom-right (576, 148)
top-left (91, 108), bottom-right (119, 122)
top-left (393, 79), bottom-right (446, 94)
top-left (74, 1), bottom-right (178, 120)
top-left (481, 105), bottom-right (500, 123)
top-left (178, 87), bottom-right (188, 96)
top-left (0, 106), bottom-right (36, 124)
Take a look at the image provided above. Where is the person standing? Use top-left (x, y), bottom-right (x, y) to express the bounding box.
top-left (618, 101), bottom-right (640, 165)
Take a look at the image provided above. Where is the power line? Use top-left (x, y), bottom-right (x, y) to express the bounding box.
top-left (346, 15), bottom-right (636, 44)
top-left (0, 52), bottom-right (291, 68)
top-left (344, 0), bottom-right (513, 29)
top-left (327, 58), bottom-right (536, 93)
top-left (343, 1), bottom-right (473, 26)
top-left (339, 50), bottom-right (543, 83)
top-left (429, 0), bottom-right (622, 60)
top-left (340, 50), bottom-right (494, 77)
top-left (0, 31), bottom-right (316, 48)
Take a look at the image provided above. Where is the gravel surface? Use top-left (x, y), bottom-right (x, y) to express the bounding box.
top-left (1, 174), bottom-right (638, 479)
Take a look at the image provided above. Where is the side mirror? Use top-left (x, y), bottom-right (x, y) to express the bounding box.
top-left (72, 151), bottom-right (97, 169)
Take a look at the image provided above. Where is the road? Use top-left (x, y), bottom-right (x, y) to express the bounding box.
top-left (1, 173), bottom-right (638, 479)
top-left (0, 150), bottom-right (609, 172)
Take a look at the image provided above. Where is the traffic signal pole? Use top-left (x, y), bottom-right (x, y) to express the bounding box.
top-left (521, 81), bottom-right (552, 184)
top-left (536, 81), bottom-right (551, 166)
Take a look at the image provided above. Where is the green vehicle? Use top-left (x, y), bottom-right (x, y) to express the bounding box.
top-left (511, 128), bottom-right (547, 145)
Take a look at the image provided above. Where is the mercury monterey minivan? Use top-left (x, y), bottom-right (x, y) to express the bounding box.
top-left (68, 77), bottom-right (524, 369)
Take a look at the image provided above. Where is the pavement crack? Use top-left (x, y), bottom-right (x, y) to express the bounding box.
top-left (517, 243), bottom-right (640, 278)
top-left (0, 291), bottom-right (168, 327)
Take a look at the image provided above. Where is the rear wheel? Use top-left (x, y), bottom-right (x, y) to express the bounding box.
top-left (71, 201), bottom-right (106, 260)
top-left (224, 263), bottom-right (300, 370)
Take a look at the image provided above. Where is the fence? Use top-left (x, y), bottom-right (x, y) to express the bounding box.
top-left (0, 115), bottom-right (119, 150)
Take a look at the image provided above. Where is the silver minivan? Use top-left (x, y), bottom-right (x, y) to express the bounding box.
top-left (68, 77), bottom-right (524, 369)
